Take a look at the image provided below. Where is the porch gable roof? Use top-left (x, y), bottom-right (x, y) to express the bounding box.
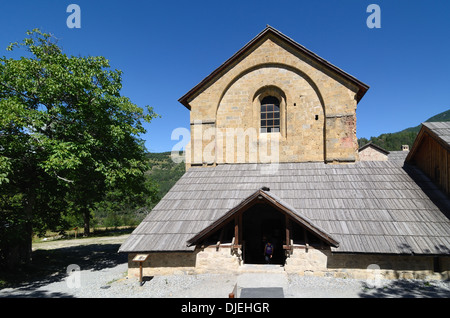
top-left (187, 188), bottom-right (339, 247)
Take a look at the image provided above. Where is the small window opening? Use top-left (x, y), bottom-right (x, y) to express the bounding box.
top-left (433, 257), bottom-right (441, 273)
top-left (261, 96), bottom-right (280, 133)
top-left (201, 221), bottom-right (235, 246)
top-left (292, 222), bottom-right (323, 247)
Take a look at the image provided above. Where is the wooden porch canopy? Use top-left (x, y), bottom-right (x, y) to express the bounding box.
top-left (186, 188), bottom-right (339, 249)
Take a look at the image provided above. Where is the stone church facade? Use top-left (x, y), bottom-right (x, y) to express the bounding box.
top-left (180, 26), bottom-right (368, 167)
top-left (120, 26), bottom-right (450, 280)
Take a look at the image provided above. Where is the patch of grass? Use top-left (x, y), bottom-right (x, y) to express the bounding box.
top-left (33, 226), bottom-right (135, 243)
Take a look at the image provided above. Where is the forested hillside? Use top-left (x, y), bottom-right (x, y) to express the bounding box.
top-left (145, 152), bottom-right (185, 208)
top-left (358, 109), bottom-right (450, 151)
top-left (75, 152), bottom-right (185, 229)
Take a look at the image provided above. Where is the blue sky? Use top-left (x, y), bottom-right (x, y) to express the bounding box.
top-left (1, 1), bottom-right (449, 152)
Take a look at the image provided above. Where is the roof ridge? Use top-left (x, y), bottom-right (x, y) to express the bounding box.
top-left (178, 26), bottom-right (369, 109)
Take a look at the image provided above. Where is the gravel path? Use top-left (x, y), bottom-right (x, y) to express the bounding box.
top-left (2, 266), bottom-right (449, 298)
top-left (1, 236), bottom-right (449, 298)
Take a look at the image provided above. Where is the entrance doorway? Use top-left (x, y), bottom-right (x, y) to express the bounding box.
top-left (242, 203), bottom-right (286, 265)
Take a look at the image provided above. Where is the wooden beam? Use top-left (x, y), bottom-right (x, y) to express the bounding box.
top-left (304, 230), bottom-right (309, 251)
top-left (231, 217), bottom-right (243, 250)
top-left (234, 215), bottom-right (239, 246)
top-left (285, 216), bottom-right (290, 249)
top-left (238, 213), bottom-right (242, 246)
top-left (229, 283), bottom-right (238, 298)
top-left (216, 227), bottom-right (225, 251)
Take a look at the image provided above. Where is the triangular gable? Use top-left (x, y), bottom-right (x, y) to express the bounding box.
top-left (179, 25), bottom-right (369, 110)
top-left (406, 122), bottom-right (450, 163)
top-left (358, 142), bottom-right (390, 155)
top-left (187, 188), bottom-right (339, 247)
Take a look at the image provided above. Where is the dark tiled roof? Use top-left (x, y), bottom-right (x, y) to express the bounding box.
top-left (119, 160), bottom-right (450, 255)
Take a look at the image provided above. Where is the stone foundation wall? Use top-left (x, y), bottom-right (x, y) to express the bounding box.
top-left (286, 247), bottom-right (450, 280)
top-left (128, 247), bottom-right (449, 280)
top-left (127, 246), bottom-right (242, 277)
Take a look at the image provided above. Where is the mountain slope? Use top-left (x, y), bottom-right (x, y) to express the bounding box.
top-left (358, 109), bottom-right (450, 151)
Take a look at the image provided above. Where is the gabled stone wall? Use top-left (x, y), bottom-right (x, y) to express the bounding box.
top-left (185, 35), bottom-right (361, 168)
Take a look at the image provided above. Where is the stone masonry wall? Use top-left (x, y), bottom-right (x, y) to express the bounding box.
top-left (127, 247), bottom-right (241, 277)
top-left (128, 247), bottom-right (449, 280)
top-left (286, 247), bottom-right (449, 280)
top-left (359, 146), bottom-right (388, 161)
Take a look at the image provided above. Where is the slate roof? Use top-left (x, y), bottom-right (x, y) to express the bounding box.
top-left (119, 158), bottom-right (450, 255)
top-left (406, 121), bottom-right (450, 163)
top-left (422, 122), bottom-right (450, 147)
top-left (388, 151), bottom-right (409, 161)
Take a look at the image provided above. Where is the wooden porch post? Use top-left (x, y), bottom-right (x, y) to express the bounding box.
top-left (233, 214), bottom-right (243, 249)
top-left (234, 215), bottom-right (239, 246)
top-left (285, 215), bottom-right (290, 248)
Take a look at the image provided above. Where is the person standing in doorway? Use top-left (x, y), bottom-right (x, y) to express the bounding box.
top-left (264, 241), bottom-right (273, 264)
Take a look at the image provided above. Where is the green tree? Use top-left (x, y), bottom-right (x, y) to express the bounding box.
top-left (0, 29), bottom-right (158, 267)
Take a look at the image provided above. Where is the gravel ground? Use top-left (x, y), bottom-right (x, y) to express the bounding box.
top-left (1, 236), bottom-right (449, 298)
top-left (2, 261), bottom-right (450, 298)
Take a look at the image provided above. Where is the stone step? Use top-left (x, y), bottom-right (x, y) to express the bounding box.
top-left (238, 264), bottom-right (285, 273)
top-left (237, 272), bottom-right (288, 287)
top-left (236, 270), bottom-right (288, 298)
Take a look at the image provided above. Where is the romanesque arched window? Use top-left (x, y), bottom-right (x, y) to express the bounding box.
top-left (260, 96), bottom-right (280, 133)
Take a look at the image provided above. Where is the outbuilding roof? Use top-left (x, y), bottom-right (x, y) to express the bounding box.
top-left (406, 122), bottom-right (450, 163)
top-left (358, 142), bottom-right (390, 155)
top-left (119, 158), bottom-right (450, 255)
top-left (422, 122), bottom-right (450, 146)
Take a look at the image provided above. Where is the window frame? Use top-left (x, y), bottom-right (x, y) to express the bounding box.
top-left (260, 96), bottom-right (281, 133)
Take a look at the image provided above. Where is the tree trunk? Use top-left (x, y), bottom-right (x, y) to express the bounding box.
top-left (16, 179), bottom-right (36, 267)
top-left (6, 224), bottom-right (32, 270)
top-left (23, 182), bottom-right (36, 265)
top-left (23, 221), bottom-right (33, 265)
top-left (83, 208), bottom-right (90, 237)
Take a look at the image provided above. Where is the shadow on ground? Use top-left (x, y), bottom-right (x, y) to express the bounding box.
top-left (359, 280), bottom-right (450, 298)
top-left (0, 243), bottom-right (126, 297)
